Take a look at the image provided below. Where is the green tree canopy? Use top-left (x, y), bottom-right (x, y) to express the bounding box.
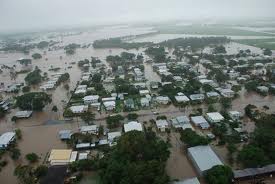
top-left (16, 92), bottom-right (52, 111)
top-left (205, 165), bottom-right (233, 184)
top-left (99, 130), bottom-right (170, 184)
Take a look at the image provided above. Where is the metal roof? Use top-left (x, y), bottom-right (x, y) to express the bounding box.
top-left (188, 145), bottom-right (223, 173)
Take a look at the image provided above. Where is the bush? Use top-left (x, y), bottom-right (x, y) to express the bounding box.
top-left (25, 153), bottom-right (39, 163)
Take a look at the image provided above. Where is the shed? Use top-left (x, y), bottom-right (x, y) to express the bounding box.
top-left (187, 145), bottom-right (223, 175)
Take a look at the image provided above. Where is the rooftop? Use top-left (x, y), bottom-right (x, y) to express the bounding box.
top-left (188, 145), bottom-right (223, 173)
top-left (124, 121), bottom-right (143, 132)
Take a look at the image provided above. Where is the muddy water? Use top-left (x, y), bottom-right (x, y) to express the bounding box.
top-left (1, 27), bottom-right (275, 183)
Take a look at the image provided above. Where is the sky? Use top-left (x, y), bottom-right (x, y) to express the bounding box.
top-left (0, 0), bottom-right (275, 33)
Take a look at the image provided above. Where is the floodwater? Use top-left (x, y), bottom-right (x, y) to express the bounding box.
top-left (1, 26), bottom-right (275, 183)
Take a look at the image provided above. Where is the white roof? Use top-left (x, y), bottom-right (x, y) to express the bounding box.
top-left (189, 94), bottom-right (205, 100)
top-left (124, 121), bottom-right (143, 132)
top-left (175, 95), bottom-right (190, 102)
top-left (107, 132), bottom-right (122, 141)
top-left (0, 132), bottom-right (15, 146)
top-left (80, 125), bottom-right (98, 133)
top-left (206, 112), bottom-right (224, 122)
top-left (102, 97), bottom-right (116, 102)
top-left (156, 96), bottom-right (169, 101)
top-left (70, 105), bottom-right (88, 113)
top-left (191, 116), bottom-right (208, 125)
top-left (188, 145), bottom-right (223, 173)
top-left (70, 151), bottom-right (78, 162)
top-left (78, 152), bottom-right (88, 160)
top-left (103, 101), bottom-right (116, 107)
top-left (156, 119), bottom-right (169, 128)
top-left (15, 111), bottom-right (32, 118)
top-left (83, 95), bottom-right (99, 101)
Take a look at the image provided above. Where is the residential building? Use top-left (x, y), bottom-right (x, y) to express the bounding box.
top-left (70, 105), bottom-right (88, 114)
top-left (103, 101), bottom-right (116, 111)
top-left (206, 112), bottom-right (224, 123)
top-left (140, 97), bottom-right (150, 107)
top-left (156, 119), bottom-right (169, 132)
top-left (0, 132), bottom-right (16, 149)
top-left (189, 94), bottom-right (205, 101)
top-left (191, 116), bottom-right (210, 129)
top-left (229, 111), bottom-right (242, 121)
top-left (48, 149), bottom-right (76, 165)
top-left (124, 98), bottom-right (135, 109)
top-left (80, 125), bottom-right (98, 134)
top-left (156, 96), bottom-right (170, 105)
top-left (175, 95), bottom-right (190, 103)
top-left (124, 121), bottom-right (143, 132)
top-left (83, 95), bottom-right (99, 104)
top-left (15, 111), bottom-right (33, 118)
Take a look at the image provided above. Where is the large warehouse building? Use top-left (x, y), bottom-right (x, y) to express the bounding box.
top-left (187, 145), bottom-right (223, 175)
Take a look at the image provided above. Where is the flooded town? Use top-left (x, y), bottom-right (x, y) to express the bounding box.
top-left (1, 1), bottom-right (275, 184)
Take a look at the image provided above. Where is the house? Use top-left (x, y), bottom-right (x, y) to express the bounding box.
top-left (102, 97), bottom-right (116, 102)
top-left (206, 112), bottom-right (224, 123)
top-left (83, 95), bottom-right (99, 104)
top-left (257, 86), bottom-right (269, 93)
top-left (150, 81), bottom-right (159, 89)
top-left (80, 125), bottom-right (98, 134)
top-left (103, 101), bottom-right (116, 111)
top-left (70, 105), bottom-right (88, 114)
top-left (156, 119), bottom-right (169, 132)
top-left (229, 111), bottom-right (242, 121)
top-left (206, 92), bottom-right (220, 98)
top-left (156, 96), bottom-right (170, 105)
top-left (175, 95), bottom-right (190, 103)
top-left (188, 145), bottom-right (223, 175)
top-left (124, 121), bottom-right (143, 132)
top-left (78, 152), bottom-right (88, 160)
top-left (173, 76), bottom-right (183, 82)
top-left (219, 88), bottom-right (235, 98)
top-left (124, 98), bottom-right (135, 109)
top-left (133, 68), bottom-right (144, 81)
top-left (133, 82), bottom-right (146, 89)
top-left (74, 85), bottom-right (87, 94)
top-left (40, 83), bottom-right (55, 90)
top-left (191, 116), bottom-right (210, 129)
top-left (59, 130), bottom-right (72, 140)
top-left (48, 149), bottom-right (76, 165)
top-left (107, 131), bottom-right (121, 144)
top-left (139, 89), bottom-right (150, 96)
top-left (189, 94), bottom-right (205, 101)
top-left (15, 111), bottom-right (33, 118)
top-left (140, 97), bottom-right (150, 107)
top-left (0, 132), bottom-right (16, 149)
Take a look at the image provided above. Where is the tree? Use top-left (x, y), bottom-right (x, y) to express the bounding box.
top-left (0, 107), bottom-right (5, 118)
top-left (106, 115), bottom-right (124, 129)
top-left (34, 165), bottom-right (48, 178)
top-left (213, 45), bottom-right (226, 54)
top-left (245, 80), bottom-right (258, 92)
top-left (220, 97), bottom-right (232, 110)
top-left (180, 129), bottom-right (209, 147)
top-left (205, 165), bottom-right (233, 184)
top-left (80, 112), bottom-right (95, 124)
top-left (92, 73), bottom-right (101, 83)
top-left (99, 131), bottom-right (170, 184)
top-left (22, 86), bottom-right (30, 93)
top-left (15, 129), bottom-right (22, 140)
top-left (24, 69), bottom-right (42, 85)
top-left (52, 105), bottom-right (58, 112)
top-left (14, 165), bottom-right (36, 184)
top-left (16, 92), bottom-right (52, 111)
top-left (127, 113), bottom-right (138, 120)
top-left (238, 145), bottom-right (267, 168)
top-left (263, 48), bottom-right (272, 56)
top-left (10, 148), bottom-right (21, 160)
top-left (31, 53), bottom-right (42, 59)
top-left (58, 73), bottom-right (70, 83)
top-left (25, 153), bottom-right (39, 163)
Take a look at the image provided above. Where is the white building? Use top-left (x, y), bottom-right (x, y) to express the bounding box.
top-left (140, 97), bottom-right (150, 107)
top-left (191, 116), bottom-right (210, 129)
top-left (103, 101), bottom-right (116, 111)
top-left (206, 92), bottom-right (220, 98)
top-left (206, 112), bottom-right (224, 123)
top-left (156, 96), bottom-right (170, 105)
top-left (70, 105), bottom-right (88, 114)
top-left (175, 95), bottom-right (190, 103)
top-left (139, 90), bottom-right (150, 96)
top-left (189, 94), bottom-right (205, 101)
top-left (124, 121), bottom-right (143, 132)
top-left (219, 88), bottom-right (235, 98)
top-left (83, 95), bottom-right (99, 104)
top-left (156, 119), bottom-right (169, 132)
top-left (107, 131), bottom-right (121, 144)
top-left (15, 111), bottom-right (33, 118)
top-left (229, 111), bottom-right (242, 121)
top-left (75, 85), bottom-right (87, 94)
top-left (0, 132), bottom-right (16, 149)
top-left (80, 125), bottom-right (98, 134)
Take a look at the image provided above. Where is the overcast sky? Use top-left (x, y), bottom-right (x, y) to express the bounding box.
top-left (0, 0), bottom-right (275, 33)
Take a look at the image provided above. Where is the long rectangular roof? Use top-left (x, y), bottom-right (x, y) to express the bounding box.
top-left (0, 132), bottom-right (15, 146)
top-left (188, 145), bottom-right (223, 172)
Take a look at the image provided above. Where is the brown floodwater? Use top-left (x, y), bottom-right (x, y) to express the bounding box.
top-left (1, 27), bottom-right (275, 183)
